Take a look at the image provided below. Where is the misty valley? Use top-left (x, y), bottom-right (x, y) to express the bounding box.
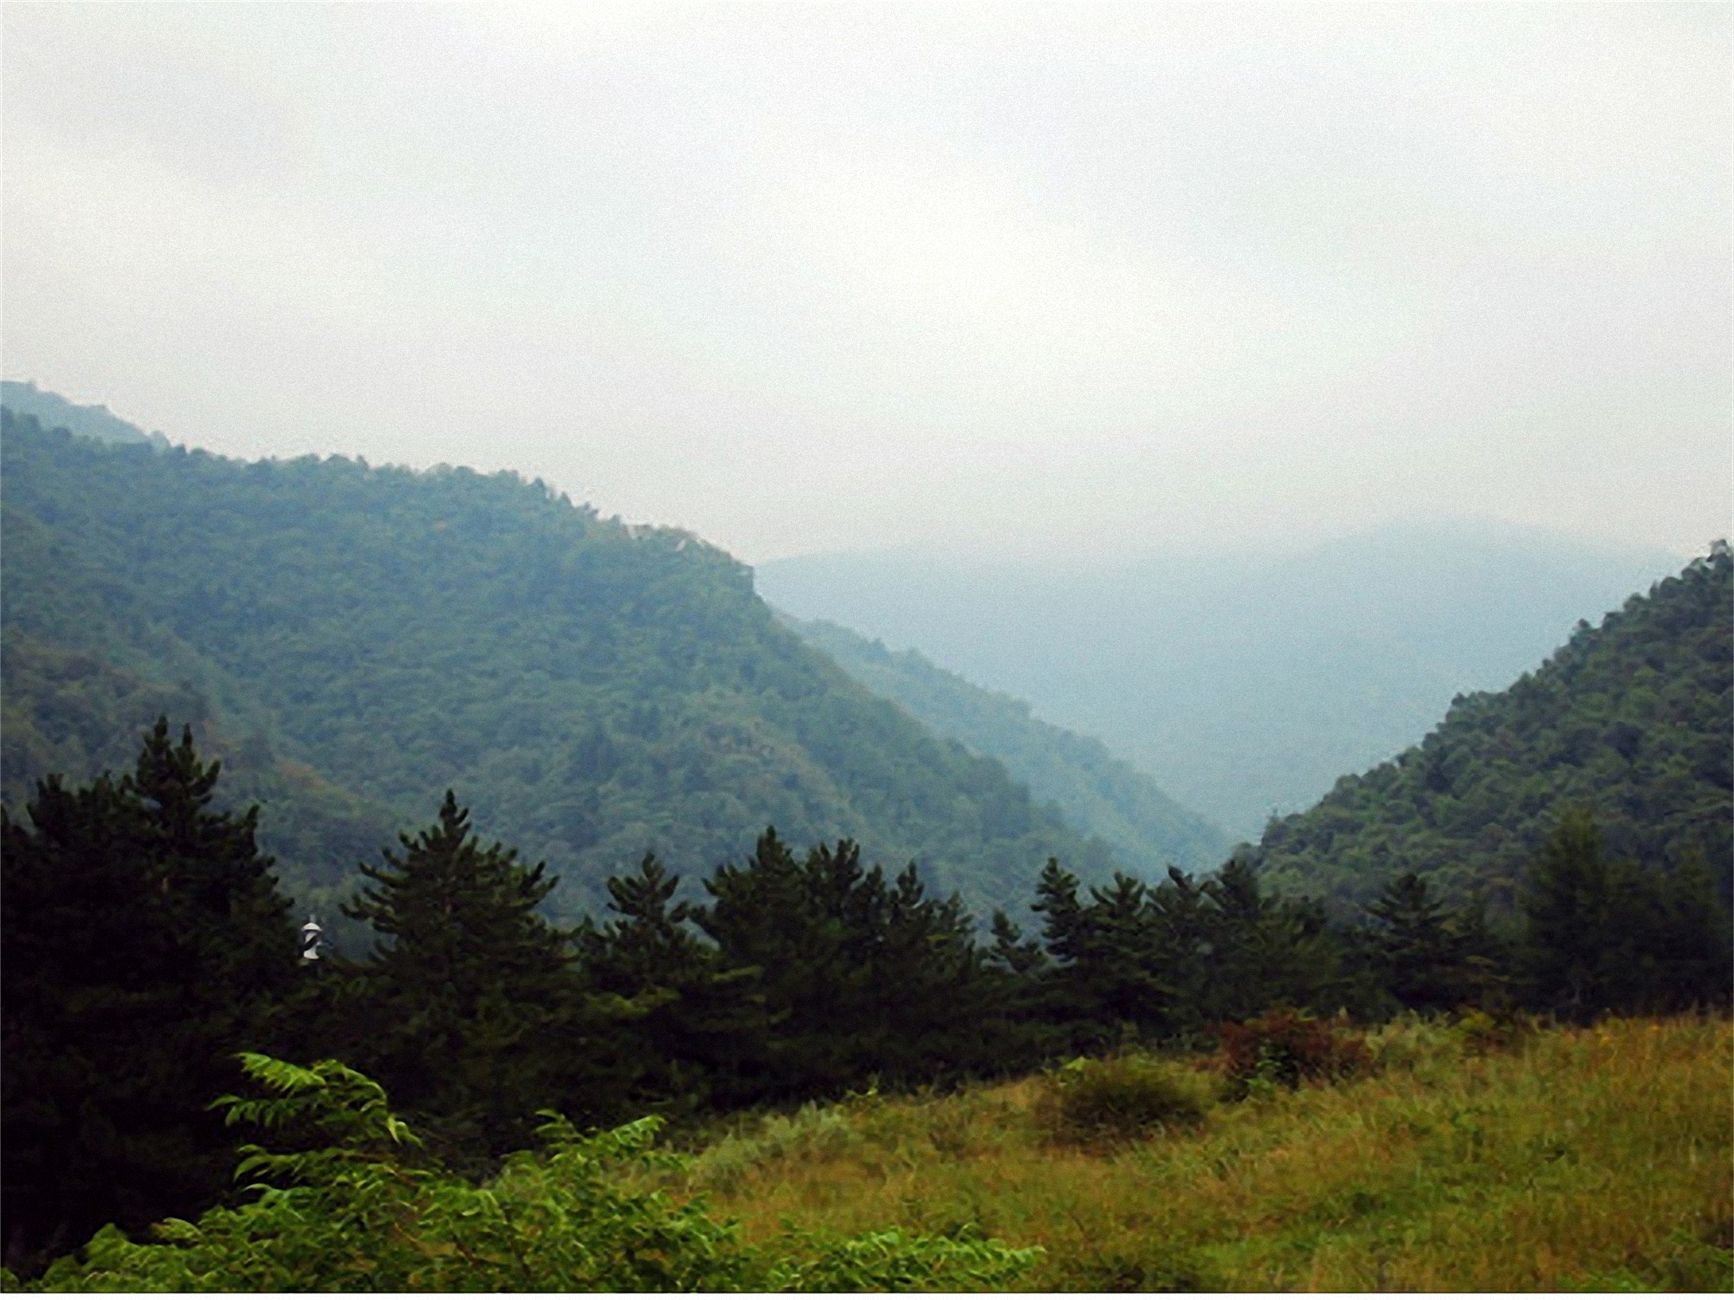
top-left (1, 394), bottom-right (1729, 1291)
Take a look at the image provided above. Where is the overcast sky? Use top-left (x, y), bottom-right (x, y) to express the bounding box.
top-left (3, 2), bottom-right (1727, 563)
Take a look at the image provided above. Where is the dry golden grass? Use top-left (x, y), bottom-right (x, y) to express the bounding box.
top-left (663, 1015), bottom-right (1733, 1291)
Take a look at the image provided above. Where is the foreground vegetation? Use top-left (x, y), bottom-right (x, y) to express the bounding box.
top-left (7, 1055), bottom-right (1037, 1293)
top-left (12, 1016), bottom-right (1727, 1291)
top-left (667, 1014), bottom-right (1734, 1292)
top-left (5, 718), bottom-right (1726, 1273)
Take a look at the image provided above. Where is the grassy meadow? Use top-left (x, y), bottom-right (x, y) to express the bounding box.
top-left (656, 1015), bottom-right (1733, 1291)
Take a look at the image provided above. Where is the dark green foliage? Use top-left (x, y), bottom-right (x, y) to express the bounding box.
top-left (783, 614), bottom-right (1230, 874)
top-left (1522, 810), bottom-right (1731, 1019)
top-left (337, 792), bottom-right (603, 1154)
top-left (1027, 854), bottom-right (1356, 1048)
top-left (1033, 1053), bottom-right (1212, 1147)
top-left (1216, 1009), bottom-right (1370, 1097)
top-left (1197, 859), bottom-right (1348, 1025)
top-left (18, 1054), bottom-right (1041, 1293)
top-left (1, 407), bottom-right (1114, 924)
top-left (1252, 545), bottom-right (1732, 914)
top-left (1357, 872), bottom-right (1490, 1014)
top-left (694, 830), bottom-right (1010, 1099)
top-left (0, 720), bottom-right (296, 1272)
top-left (577, 853), bottom-right (771, 1115)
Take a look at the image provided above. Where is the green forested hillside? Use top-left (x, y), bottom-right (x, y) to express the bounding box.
top-left (784, 614), bottom-right (1229, 874)
top-left (1249, 544), bottom-right (1732, 911)
top-left (0, 410), bottom-right (1117, 924)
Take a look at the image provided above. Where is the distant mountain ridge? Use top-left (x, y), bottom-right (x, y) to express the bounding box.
top-left (755, 525), bottom-right (1687, 838)
top-left (1248, 543), bottom-right (1732, 911)
top-left (1, 380), bottom-right (169, 448)
top-left (1, 405), bottom-right (1122, 929)
top-left (781, 613), bottom-right (1230, 875)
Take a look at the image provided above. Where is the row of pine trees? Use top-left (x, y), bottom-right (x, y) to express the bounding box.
top-left (3, 721), bottom-right (1728, 1273)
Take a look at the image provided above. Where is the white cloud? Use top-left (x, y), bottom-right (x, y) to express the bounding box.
top-left (3, 2), bottom-right (1726, 562)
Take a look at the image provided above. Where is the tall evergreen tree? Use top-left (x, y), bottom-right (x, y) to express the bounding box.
top-left (695, 830), bottom-right (998, 1098)
top-left (1522, 809), bottom-right (1630, 1019)
top-left (1361, 872), bottom-right (1473, 1013)
top-left (1, 720), bottom-right (296, 1273)
top-left (342, 792), bottom-right (588, 1154)
top-left (1199, 858), bottom-right (1345, 1022)
top-left (1524, 809), bottom-right (1733, 1018)
top-left (578, 853), bottom-right (768, 1113)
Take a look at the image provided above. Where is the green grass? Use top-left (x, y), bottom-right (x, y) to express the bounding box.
top-left (657, 1015), bottom-right (1734, 1291)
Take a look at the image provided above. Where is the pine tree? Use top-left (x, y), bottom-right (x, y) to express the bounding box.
top-left (579, 854), bottom-right (768, 1113)
top-left (1522, 809), bottom-right (1625, 1019)
top-left (1525, 810), bottom-right (1734, 1018)
top-left (695, 831), bottom-right (998, 1098)
top-left (1362, 872), bottom-right (1472, 1013)
top-left (1200, 857), bottom-right (1344, 1022)
top-left (342, 791), bottom-right (584, 1154)
top-left (1, 720), bottom-right (296, 1274)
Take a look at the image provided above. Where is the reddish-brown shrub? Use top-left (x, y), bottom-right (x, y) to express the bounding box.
top-left (1217, 1008), bottom-right (1369, 1097)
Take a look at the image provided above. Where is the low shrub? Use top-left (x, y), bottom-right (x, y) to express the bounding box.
top-left (1364, 1012), bottom-right (1463, 1075)
top-left (1450, 1005), bottom-right (1531, 1054)
top-left (1034, 1053), bottom-right (1213, 1147)
top-left (1217, 1008), bottom-right (1369, 1098)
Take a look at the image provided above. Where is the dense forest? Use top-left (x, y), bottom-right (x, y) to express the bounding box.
top-left (757, 523), bottom-right (1684, 836)
top-left (1251, 543), bottom-right (1732, 913)
top-left (0, 408), bottom-right (1122, 930)
top-left (781, 614), bottom-right (1229, 874)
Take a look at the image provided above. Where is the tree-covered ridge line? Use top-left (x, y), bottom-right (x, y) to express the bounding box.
top-left (0, 407), bottom-right (1122, 924)
top-left (1, 380), bottom-right (170, 449)
top-left (1249, 543), bottom-right (1732, 913)
top-left (780, 612), bottom-right (1231, 875)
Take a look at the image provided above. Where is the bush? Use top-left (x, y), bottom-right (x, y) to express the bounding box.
top-left (1217, 1009), bottom-right (1369, 1098)
top-left (1034, 1054), bottom-right (1213, 1147)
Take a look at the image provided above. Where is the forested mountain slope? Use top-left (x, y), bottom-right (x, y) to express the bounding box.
top-left (1249, 544), bottom-right (1732, 911)
top-left (0, 410), bottom-right (1117, 923)
top-left (783, 614), bottom-right (1230, 874)
top-left (757, 524), bottom-right (1686, 837)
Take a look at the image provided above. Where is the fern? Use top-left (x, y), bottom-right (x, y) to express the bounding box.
top-left (24, 1055), bottom-right (1039, 1293)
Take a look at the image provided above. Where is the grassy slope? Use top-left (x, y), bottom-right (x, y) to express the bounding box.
top-left (663, 1016), bottom-right (1733, 1291)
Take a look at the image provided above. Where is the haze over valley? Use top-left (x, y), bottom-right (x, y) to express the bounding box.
top-left (758, 526), bottom-right (1689, 837)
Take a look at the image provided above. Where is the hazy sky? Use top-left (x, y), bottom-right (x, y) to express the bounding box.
top-left (3, 2), bottom-right (1728, 563)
